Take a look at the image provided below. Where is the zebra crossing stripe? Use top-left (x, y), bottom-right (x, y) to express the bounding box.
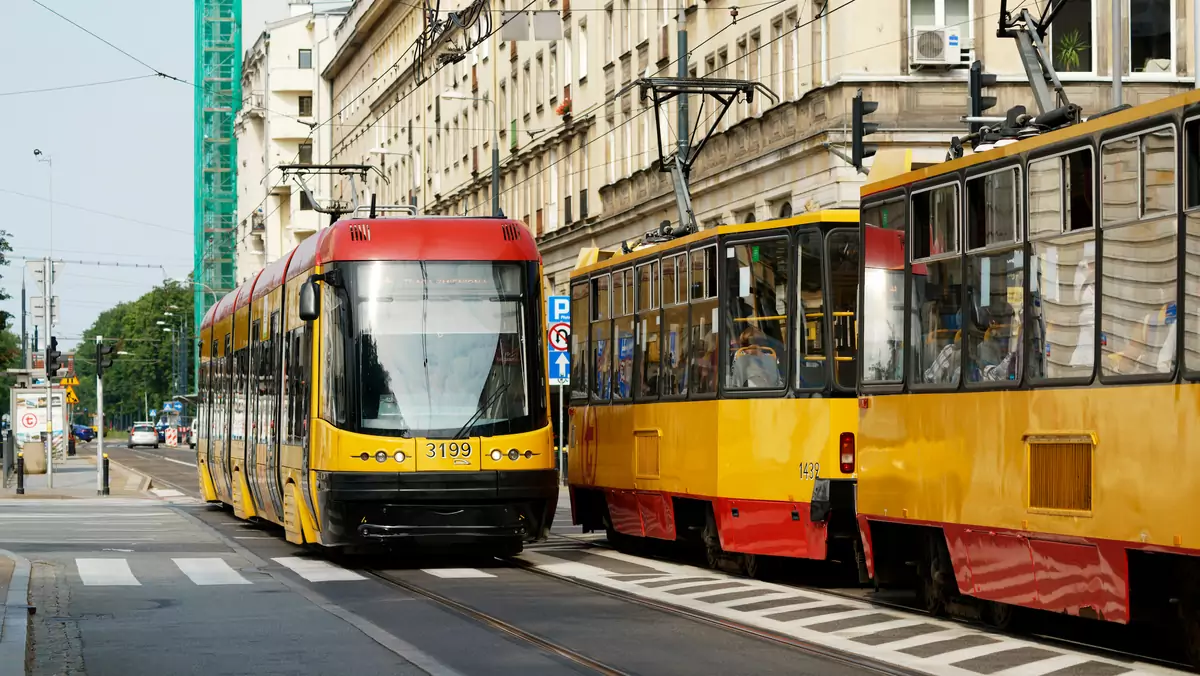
top-left (272, 556), bottom-right (364, 582)
top-left (173, 558), bottom-right (250, 586)
top-left (420, 569), bottom-right (496, 579)
top-left (76, 558), bottom-right (140, 586)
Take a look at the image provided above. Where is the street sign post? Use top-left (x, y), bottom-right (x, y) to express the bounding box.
top-left (547, 295), bottom-right (571, 485)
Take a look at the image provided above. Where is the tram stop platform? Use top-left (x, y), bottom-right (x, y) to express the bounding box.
top-left (0, 452), bottom-right (150, 499)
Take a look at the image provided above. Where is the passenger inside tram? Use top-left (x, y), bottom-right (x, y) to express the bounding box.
top-left (731, 325), bottom-right (783, 388)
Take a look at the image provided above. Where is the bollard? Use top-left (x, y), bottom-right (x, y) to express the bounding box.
top-left (16, 453), bottom-right (24, 495)
top-left (102, 453), bottom-right (110, 496)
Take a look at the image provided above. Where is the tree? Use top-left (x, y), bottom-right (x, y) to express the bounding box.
top-left (75, 281), bottom-right (194, 426)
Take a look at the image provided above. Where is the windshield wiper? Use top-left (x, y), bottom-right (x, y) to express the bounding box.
top-left (450, 382), bottom-right (510, 440)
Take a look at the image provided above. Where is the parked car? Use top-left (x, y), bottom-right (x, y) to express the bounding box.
top-left (129, 423), bottom-right (159, 449)
top-left (72, 424), bottom-right (95, 442)
top-left (188, 425), bottom-right (196, 449)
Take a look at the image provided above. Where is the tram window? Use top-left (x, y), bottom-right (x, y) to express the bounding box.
top-left (1188, 118), bottom-right (1200, 209)
top-left (320, 283), bottom-right (347, 425)
top-left (965, 249), bottom-right (1023, 384)
top-left (967, 168), bottom-right (1020, 249)
top-left (662, 254), bottom-right (689, 396)
top-left (796, 230), bottom-right (828, 390)
top-left (724, 238), bottom-right (789, 390)
top-left (590, 274), bottom-right (612, 401)
top-left (689, 246), bottom-right (719, 395)
top-left (826, 229), bottom-right (860, 390)
top-left (912, 184), bottom-right (960, 258)
top-left (1185, 119), bottom-right (1200, 375)
top-left (861, 199), bottom-right (907, 384)
top-left (1065, 150), bottom-right (1095, 231)
top-left (1100, 217), bottom-right (1177, 378)
top-left (570, 283), bottom-right (589, 398)
top-left (250, 320), bottom-right (262, 445)
top-left (636, 260), bottom-right (661, 399)
top-left (612, 268), bottom-right (635, 400)
top-left (1142, 128), bottom-right (1177, 217)
top-left (1029, 232), bottom-right (1095, 380)
top-left (1029, 150), bottom-right (1095, 239)
top-left (1102, 136), bottom-right (1141, 225)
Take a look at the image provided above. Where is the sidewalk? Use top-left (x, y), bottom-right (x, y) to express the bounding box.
top-left (0, 453), bottom-right (150, 499)
top-left (0, 549), bottom-right (30, 676)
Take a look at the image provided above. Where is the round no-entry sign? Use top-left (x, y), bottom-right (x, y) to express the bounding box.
top-left (20, 413), bottom-right (37, 429)
top-left (548, 322), bottom-right (570, 351)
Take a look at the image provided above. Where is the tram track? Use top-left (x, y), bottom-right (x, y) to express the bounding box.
top-left (548, 533), bottom-right (1197, 674)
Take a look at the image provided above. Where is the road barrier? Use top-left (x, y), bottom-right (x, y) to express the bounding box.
top-left (16, 453), bottom-right (24, 495)
top-left (102, 454), bottom-right (110, 496)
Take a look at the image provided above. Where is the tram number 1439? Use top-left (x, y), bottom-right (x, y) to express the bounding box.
top-left (799, 462), bottom-right (820, 481)
top-left (426, 442), bottom-right (473, 458)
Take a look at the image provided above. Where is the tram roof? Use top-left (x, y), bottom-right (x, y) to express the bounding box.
top-left (570, 209), bottom-right (858, 279)
top-left (862, 88), bottom-right (1200, 199)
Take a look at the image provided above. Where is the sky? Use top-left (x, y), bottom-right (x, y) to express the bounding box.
top-left (2, 0), bottom-right (290, 352)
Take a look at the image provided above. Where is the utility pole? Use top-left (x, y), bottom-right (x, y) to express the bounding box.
top-left (676, 3), bottom-right (689, 169)
top-left (42, 258), bottom-right (54, 489)
top-left (1112, 0), bottom-right (1122, 107)
top-left (96, 337), bottom-right (117, 495)
top-left (20, 275), bottom-right (26, 369)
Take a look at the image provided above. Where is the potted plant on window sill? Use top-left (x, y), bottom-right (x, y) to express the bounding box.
top-left (555, 97), bottom-right (572, 121)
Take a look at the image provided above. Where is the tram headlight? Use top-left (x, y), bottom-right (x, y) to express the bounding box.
top-left (394, 450), bottom-right (406, 463)
top-left (508, 448), bottom-right (520, 461)
top-left (375, 450), bottom-right (388, 463)
top-left (490, 449), bottom-right (503, 461)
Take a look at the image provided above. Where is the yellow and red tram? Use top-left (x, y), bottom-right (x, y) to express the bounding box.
top-left (567, 211), bottom-right (863, 574)
top-left (196, 216), bottom-right (558, 551)
top-left (855, 89), bottom-right (1200, 655)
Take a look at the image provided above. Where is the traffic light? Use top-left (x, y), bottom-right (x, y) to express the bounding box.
top-left (96, 342), bottom-right (116, 378)
top-left (46, 336), bottom-right (63, 377)
top-left (851, 88), bottom-right (879, 172)
top-left (968, 60), bottom-right (998, 135)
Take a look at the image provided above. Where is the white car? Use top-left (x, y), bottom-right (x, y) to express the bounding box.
top-left (188, 426), bottom-right (196, 449)
top-left (129, 423), bottom-right (159, 449)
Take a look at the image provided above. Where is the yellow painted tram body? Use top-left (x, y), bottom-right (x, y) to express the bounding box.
top-left (568, 211), bottom-right (864, 564)
top-left (855, 90), bottom-right (1200, 635)
top-left (197, 216), bottom-right (558, 549)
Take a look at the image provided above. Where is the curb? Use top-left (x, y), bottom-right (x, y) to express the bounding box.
top-left (0, 549), bottom-right (31, 676)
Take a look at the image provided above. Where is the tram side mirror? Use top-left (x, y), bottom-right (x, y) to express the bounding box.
top-left (299, 278), bottom-right (320, 322)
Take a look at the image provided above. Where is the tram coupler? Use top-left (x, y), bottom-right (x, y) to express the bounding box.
top-left (102, 453), bottom-right (110, 496)
top-left (16, 453), bottom-right (24, 495)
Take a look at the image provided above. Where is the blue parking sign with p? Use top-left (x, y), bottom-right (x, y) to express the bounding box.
top-left (547, 296), bottom-right (571, 386)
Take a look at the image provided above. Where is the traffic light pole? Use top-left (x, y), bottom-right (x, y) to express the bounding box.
top-left (42, 256), bottom-right (52, 489)
top-left (96, 336), bottom-right (104, 495)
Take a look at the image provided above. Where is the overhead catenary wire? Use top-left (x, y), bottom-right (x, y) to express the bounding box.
top-left (0, 74), bottom-right (158, 97)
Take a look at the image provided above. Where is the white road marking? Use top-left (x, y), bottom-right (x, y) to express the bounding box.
top-left (76, 558), bottom-right (140, 586)
top-left (988, 654), bottom-right (1092, 676)
top-left (173, 558), bottom-right (251, 586)
top-left (273, 556), bottom-right (364, 582)
top-left (132, 452), bottom-right (194, 468)
top-left (151, 489), bottom-right (185, 497)
top-left (519, 551), bottom-right (615, 578)
top-left (923, 641), bottom-right (1030, 665)
top-left (421, 568), bottom-right (497, 579)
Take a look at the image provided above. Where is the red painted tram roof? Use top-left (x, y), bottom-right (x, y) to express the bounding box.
top-left (204, 217), bottom-right (537, 329)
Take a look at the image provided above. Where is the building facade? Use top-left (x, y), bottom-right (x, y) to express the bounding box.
top-left (322, 0), bottom-right (1197, 293)
top-left (234, 1), bottom-right (347, 284)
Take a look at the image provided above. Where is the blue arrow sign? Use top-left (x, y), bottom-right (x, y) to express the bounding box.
top-left (547, 295), bottom-right (570, 386)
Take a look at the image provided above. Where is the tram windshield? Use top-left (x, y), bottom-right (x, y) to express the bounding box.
top-left (860, 201), bottom-right (909, 383)
top-left (340, 260), bottom-right (536, 438)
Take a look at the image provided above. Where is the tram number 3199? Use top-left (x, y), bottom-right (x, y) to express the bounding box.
top-left (426, 442), bottom-right (473, 458)
top-left (799, 462), bottom-right (820, 481)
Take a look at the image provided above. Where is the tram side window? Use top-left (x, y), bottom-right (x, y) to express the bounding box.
top-left (250, 320), bottom-right (262, 445)
top-left (826, 229), bottom-right (860, 390)
top-left (611, 268), bottom-right (635, 400)
top-left (1183, 119), bottom-right (1200, 374)
top-left (911, 183), bottom-right (963, 386)
top-left (860, 199), bottom-right (907, 384)
top-left (1100, 127), bottom-right (1178, 378)
top-left (796, 230), bottom-right (828, 390)
top-left (661, 253), bottom-right (689, 396)
top-left (570, 283), bottom-right (589, 398)
top-left (689, 246), bottom-right (719, 395)
top-left (590, 274), bottom-right (612, 400)
top-left (320, 283), bottom-right (347, 425)
top-left (284, 327), bottom-right (310, 444)
top-left (635, 260), bottom-right (660, 399)
top-left (965, 168), bottom-right (1023, 384)
top-left (1028, 151), bottom-right (1097, 381)
top-left (724, 237), bottom-right (789, 390)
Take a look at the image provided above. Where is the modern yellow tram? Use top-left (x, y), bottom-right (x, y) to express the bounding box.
top-left (568, 211), bottom-right (863, 574)
top-left (196, 216), bottom-right (559, 552)
top-left (855, 89), bottom-right (1200, 655)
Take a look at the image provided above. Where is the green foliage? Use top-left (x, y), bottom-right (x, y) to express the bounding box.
top-left (74, 281), bottom-right (194, 423)
top-left (1055, 30), bottom-right (1089, 72)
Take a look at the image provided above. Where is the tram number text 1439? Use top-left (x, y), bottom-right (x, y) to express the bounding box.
top-left (799, 462), bottom-right (820, 481)
top-left (426, 442), bottom-right (473, 458)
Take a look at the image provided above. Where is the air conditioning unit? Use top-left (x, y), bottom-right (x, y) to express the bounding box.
top-left (910, 26), bottom-right (962, 66)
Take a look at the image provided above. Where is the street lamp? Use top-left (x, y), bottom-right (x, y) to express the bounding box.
top-left (33, 149), bottom-right (53, 252)
top-left (441, 90), bottom-right (500, 218)
top-left (368, 147), bottom-right (418, 210)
